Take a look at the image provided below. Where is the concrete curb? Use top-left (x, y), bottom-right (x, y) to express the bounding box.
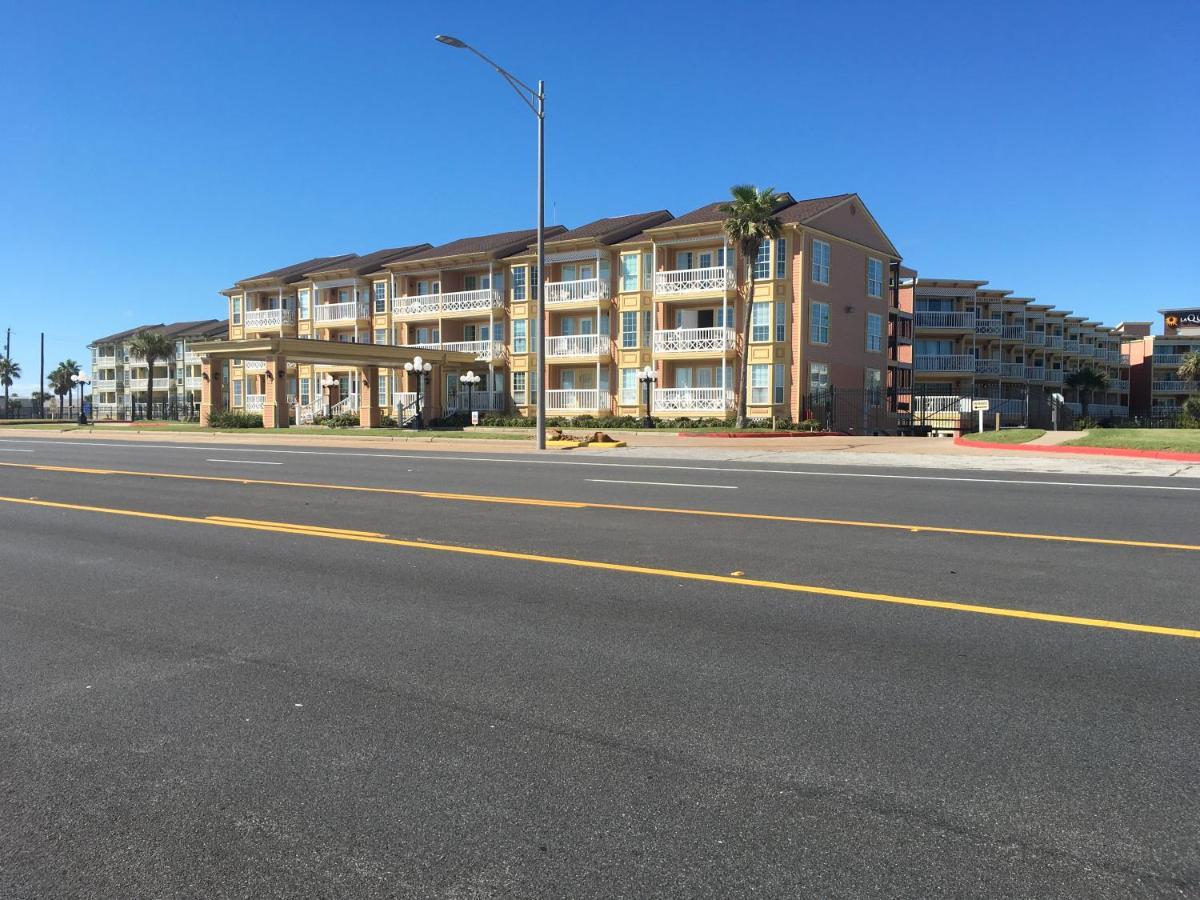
top-left (954, 435), bottom-right (1200, 463)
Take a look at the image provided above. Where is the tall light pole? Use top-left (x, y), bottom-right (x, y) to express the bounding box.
top-left (435, 34), bottom-right (546, 450)
top-left (404, 355), bottom-right (432, 430)
top-left (70, 372), bottom-right (90, 425)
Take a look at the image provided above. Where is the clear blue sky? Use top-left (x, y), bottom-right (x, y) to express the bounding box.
top-left (2, 0), bottom-right (1197, 390)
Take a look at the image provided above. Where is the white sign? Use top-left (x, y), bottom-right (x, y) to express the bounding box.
top-left (971, 399), bottom-right (990, 411)
top-left (471, 410), bottom-right (480, 426)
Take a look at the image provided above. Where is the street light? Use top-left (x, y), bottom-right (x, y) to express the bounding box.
top-left (435, 33), bottom-right (546, 450)
top-left (638, 365), bottom-right (657, 429)
top-left (70, 372), bottom-right (91, 425)
top-left (459, 370), bottom-right (481, 422)
top-left (404, 355), bottom-right (432, 430)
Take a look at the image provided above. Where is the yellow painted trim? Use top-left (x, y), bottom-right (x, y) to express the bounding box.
top-left (545, 440), bottom-right (581, 449)
top-left (1, 493), bottom-right (1197, 640)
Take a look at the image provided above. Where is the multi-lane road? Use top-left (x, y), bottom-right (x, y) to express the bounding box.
top-left (1, 435), bottom-right (1198, 898)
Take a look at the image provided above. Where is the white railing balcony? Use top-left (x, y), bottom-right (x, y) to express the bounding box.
top-left (184, 352), bottom-right (202, 365)
top-left (545, 389), bottom-right (611, 412)
top-left (393, 288), bottom-right (503, 317)
top-left (1108, 378), bottom-right (1129, 391)
top-left (1024, 366), bottom-right (1046, 381)
top-left (545, 334), bottom-right (611, 358)
top-left (915, 311), bottom-right (975, 329)
top-left (440, 340), bottom-right (507, 362)
top-left (94, 355), bottom-right (117, 368)
top-left (653, 266), bottom-right (736, 296)
top-left (313, 300), bottom-right (369, 324)
top-left (243, 360), bottom-right (267, 372)
top-left (1001, 362), bottom-right (1025, 378)
top-left (653, 327), bottom-right (738, 354)
top-left (1045, 369), bottom-right (1065, 383)
top-left (545, 278), bottom-right (610, 305)
top-left (1045, 335), bottom-right (1063, 349)
top-left (185, 376), bottom-right (203, 389)
top-left (244, 308), bottom-right (296, 329)
top-left (974, 358), bottom-right (1001, 375)
top-left (975, 320), bottom-right (1002, 337)
top-left (1088, 404), bottom-right (1128, 418)
top-left (915, 354), bottom-right (974, 373)
top-left (450, 390), bottom-right (505, 412)
top-left (653, 387), bottom-right (735, 412)
top-left (129, 377), bottom-right (172, 390)
top-left (1153, 381), bottom-right (1194, 392)
top-left (93, 378), bottom-right (118, 391)
top-left (1063, 339), bottom-right (1081, 353)
top-left (1120, 353), bottom-right (1131, 366)
top-left (1025, 332), bottom-right (1046, 346)
top-left (1153, 354), bottom-right (1185, 366)
top-left (244, 394), bottom-right (266, 412)
top-left (1002, 325), bottom-right (1026, 340)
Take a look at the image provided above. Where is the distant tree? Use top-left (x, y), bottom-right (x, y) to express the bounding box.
top-left (49, 359), bottom-right (80, 418)
top-left (1064, 366), bottom-right (1108, 421)
top-left (722, 185), bottom-right (785, 428)
top-left (127, 331), bottom-right (173, 420)
top-left (1177, 351), bottom-right (1200, 391)
top-left (0, 355), bottom-right (21, 413)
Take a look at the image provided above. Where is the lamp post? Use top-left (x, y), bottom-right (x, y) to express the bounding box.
top-left (319, 374), bottom-right (336, 418)
top-left (435, 33), bottom-right (545, 450)
top-left (459, 370), bottom-right (481, 423)
top-left (70, 373), bottom-right (91, 425)
top-left (638, 365), bottom-right (657, 429)
top-left (404, 355), bottom-right (432, 430)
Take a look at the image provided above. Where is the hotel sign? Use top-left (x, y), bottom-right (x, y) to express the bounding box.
top-left (1164, 309), bottom-right (1200, 330)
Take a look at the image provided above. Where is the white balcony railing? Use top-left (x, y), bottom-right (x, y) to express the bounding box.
top-left (313, 300), bottom-right (369, 324)
top-left (244, 308), bottom-right (296, 329)
top-left (1025, 332), bottom-right (1046, 346)
top-left (449, 390), bottom-right (505, 412)
top-left (545, 334), bottom-right (611, 357)
top-left (544, 278), bottom-right (610, 305)
top-left (1063, 339), bottom-right (1081, 353)
top-left (441, 340), bottom-right (506, 362)
top-left (184, 352), bottom-right (202, 365)
top-left (243, 360), bottom-right (267, 372)
top-left (393, 288), bottom-right (504, 317)
top-left (93, 378), bottom-right (118, 391)
top-left (244, 394), bottom-right (266, 412)
top-left (1153, 381), bottom-right (1194, 392)
top-left (1025, 366), bottom-right (1046, 381)
top-left (975, 320), bottom-right (1002, 337)
top-left (915, 354), bottom-right (975, 373)
top-left (915, 311), bottom-right (975, 329)
top-left (1045, 335), bottom-right (1063, 349)
top-left (1045, 369), bottom-right (1065, 383)
top-left (545, 389), bottom-right (611, 412)
top-left (1108, 379), bottom-right (1129, 392)
top-left (185, 376), bottom-right (203, 389)
top-left (974, 358), bottom-right (1001, 375)
top-left (1153, 354), bottom-right (1185, 366)
top-left (653, 266), bottom-right (736, 296)
top-left (653, 387), bottom-right (735, 412)
top-left (1001, 362), bottom-right (1025, 378)
top-left (652, 327), bottom-right (738, 354)
top-left (1002, 325), bottom-right (1026, 340)
top-left (129, 377), bottom-right (172, 390)
top-left (94, 355), bottom-right (117, 368)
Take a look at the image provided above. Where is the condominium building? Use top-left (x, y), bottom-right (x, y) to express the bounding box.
top-left (216, 192), bottom-right (904, 424)
top-left (89, 319), bottom-right (228, 416)
top-left (1118, 310), bottom-right (1200, 417)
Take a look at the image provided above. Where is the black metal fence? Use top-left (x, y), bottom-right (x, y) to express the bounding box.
top-left (802, 388), bottom-right (1081, 435)
top-left (0, 401), bottom-right (200, 422)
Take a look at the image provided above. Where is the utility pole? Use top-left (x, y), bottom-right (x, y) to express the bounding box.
top-left (39, 332), bottom-right (45, 419)
top-left (4, 327), bottom-right (10, 414)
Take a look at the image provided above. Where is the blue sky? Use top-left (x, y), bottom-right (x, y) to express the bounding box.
top-left (1, 0), bottom-right (1197, 390)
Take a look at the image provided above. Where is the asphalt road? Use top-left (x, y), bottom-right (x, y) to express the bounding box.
top-left (1, 436), bottom-right (1198, 898)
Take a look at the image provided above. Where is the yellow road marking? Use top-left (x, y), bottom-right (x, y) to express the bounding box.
top-left (206, 515), bottom-right (385, 538)
top-left (0, 459), bottom-right (1196, 553)
top-left (1, 493), bottom-right (1198, 640)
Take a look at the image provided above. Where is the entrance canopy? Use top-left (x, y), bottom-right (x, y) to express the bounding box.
top-left (189, 335), bottom-right (479, 367)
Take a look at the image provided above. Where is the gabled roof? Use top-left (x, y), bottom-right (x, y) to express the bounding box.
top-left (775, 193), bottom-right (856, 224)
top-left (160, 319), bottom-right (229, 339)
top-left (648, 193), bottom-right (797, 230)
top-left (915, 278), bottom-right (989, 289)
top-left (91, 323), bottom-right (164, 345)
top-left (546, 210), bottom-right (674, 245)
top-left (303, 245), bottom-right (432, 278)
top-left (239, 254), bottom-right (357, 286)
top-left (398, 227), bottom-right (567, 264)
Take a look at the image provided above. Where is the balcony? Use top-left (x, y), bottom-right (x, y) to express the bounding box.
top-left (652, 327), bottom-right (738, 354)
top-left (313, 300), bottom-right (369, 325)
top-left (1045, 335), bottom-right (1063, 349)
top-left (408, 340), bottom-right (506, 362)
top-left (244, 308), bottom-right (296, 330)
top-left (394, 288), bottom-right (503, 318)
top-left (653, 387), bottom-right (735, 412)
top-left (94, 355), bottom-right (117, 368)
top-left (545, 389), bottom-right (612, 412)
top-left (545, 334), bottom-right (611, 359)
top-left (1024, 332), bottom-right (1045, 347)
top-left (915, 311), bottom-right (975, 330)
top-left (244, 394), bottom-right (265, 412)
top-left (653, 266), bottom-right (736, 297)
top-left (974, 358), bottom-right (1001, 375)
top-left (185, 376), bottom-right (203, 389)
top-left (1063, 339), bottom-right (1081, 354)
top-left (93, 378), bottom-right (118, 391)
top-left (129, 377), bottom-right (172, 390)
top-left (975, 320), bottom-right (1002, 337)
top-left (1153, 381), bottom-right (1194, 392)
top-left (1001, 325), bottom-right (1025, 341)
top-left (915, 354), bottom-right (974, 373)
top-left (449, 390), bottom-right (506, 413)
top-left (1153, 354), bottom-right (1185, 366)
top-left (243, 360), bottom-right (267, 372)
top-left (184, 352), bottom-right (202, 365)
top-left (1045, 369), bottom-right (1065, 384)
top-left (1024, 366), bottom-right (1046, 381)
top-left (1108, 378), bottom-right (1129, 392)
top-left (1001, 362), bottom-right (1025, 378)
top-left (544, 278), bottom-right (610, 305)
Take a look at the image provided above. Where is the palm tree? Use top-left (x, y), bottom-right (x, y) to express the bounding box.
top-left (722, 184), bottom-right (785, 428)
top-left (0, 355), bottom-right (21, 414)
top-left (127, 331), bottom-right (174, 420)
top-left (1177, 350), bottom-right (1200, 391)
top-left (1064, 366), bottom-right (1108, 421)
top-left (49, 359), bottom-right (80, 418)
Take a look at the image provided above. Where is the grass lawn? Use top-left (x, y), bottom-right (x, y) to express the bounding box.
top-left (960, 428), bottom-right (1045, 444)
top-left (1065, 429), bottom-right (1200, 453)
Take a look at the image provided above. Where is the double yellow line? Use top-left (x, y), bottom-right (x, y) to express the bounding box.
top-left (1, 493), bottom-right (1198, 640)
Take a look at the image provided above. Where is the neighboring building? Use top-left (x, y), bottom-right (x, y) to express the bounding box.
top-left (1114, 312), bottom-right (1200, 418)
top-left (218, 192), bottom-right (905, 423)
top-left (89, 319), bottom-right (227, 416)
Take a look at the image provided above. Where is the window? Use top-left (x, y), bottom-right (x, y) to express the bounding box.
top-left (513, 266), bottom-right (526, 300)
top-left (231, 297), bottom-right (242, 325)
top-left (751, 364), bottom-right (770, 404)
top-left (866, 312), bottom-right (883, 352)
top-left (299, 377), bottom-right (311, 406)
top-left (809, 362), bottom-right (830, 396)
top-left (374, 282), bottom-right (387, 313)
top-left (867, 258), bottom-right (883, 298)
top-left (811, 301), bottom-right (830, 344)
top-left (621, 255), bottom-right (638, 292)
top-left (642, 310), bottom-right (652, 349)
top-left (298, 289), bottom-right (311, 320)
top-left (865, 367), bottom-right (882, 397)
top-left (775, 302), bottom-right (786, 343)
top-left (811, 239), bottom-right (830, 285)
top-left (374, 328), bottom-right (388, 346)
top-left (530, 266), bottom-right (539, 301)
top-left (753, 242), bottom-right (771, 280)
top-left (232, 379), bottom-right (243, 406)
top-left (621, 311), bottom-right (637, 348)
top-left (752, 302), bottom-right (770, 342)
top-left (642, 253), bottom-right (653, 290)
top-left (773, 363), bottom-right (785, 405)
top-left (620, 368), bottom-right (638, 404)
top-left (512, 371), bottom-right (527, 405)
top-left (512, 320), bottom-right (527, 354)
top-left (775, 238), bottom-right (787, 279)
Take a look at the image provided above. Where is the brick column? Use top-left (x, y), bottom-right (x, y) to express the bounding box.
top-left (199, 358), bottom-right (224, 426)
top-left (262, 354), bottom-right (289, 428)
top-left (359, 365), bottom-right (381, 428)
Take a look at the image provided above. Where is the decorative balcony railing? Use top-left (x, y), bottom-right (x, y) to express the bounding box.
top-left (244, 308), bottom-right (296, 329)
top-left (545, 389), bottom-right (611, 412)
top-left (652, 387), bottom-right (735, 412)
top-left (393, 288), bottom-right (504, 317)
top-left (915, 354), bottom-right (974, 373)
top-left (653, 266), bottom-right (736, 296)
top-left (185, 376), bottom-right (203, 389)
top-left (544, 278), bottom-right (610, 305)
top-left (408, 340), bottom-right (505, 362)
top-left (975, 320), bottom-right (1002, 337)
top-left (652, 327), bottom-right (738, 354)
top-left (545, 334), bottom-right (611, 358)
top-left (244, 394), bottom-right (266, 412)
top-left (915, 311), bottom-right (975, 329)
top-left (313, 300), bottom-right (369, 324)
top-left (243, 360), bottom-right (267, 372)
top-left (974, 358), bottom-right (1001, 375)
top-left (1153, 381), bottom-right (1194, 392)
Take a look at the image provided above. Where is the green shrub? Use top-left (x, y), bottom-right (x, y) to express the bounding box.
top-left (1074, 416), bottom-right (1101, 430)
top-left (313, 411), bottom-right (359, 428)
top-left (206, 410), bottom-right (263, 429)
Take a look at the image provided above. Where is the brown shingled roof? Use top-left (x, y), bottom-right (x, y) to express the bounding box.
top-left (401, 227), bottom-right (568, 263)
top-left (547, 210), bottom-right (673, 245)
top-left (302, 245), bottom-right (432, 278)
top-left (775, 193), bottom-right (855, 224)
top-left (90, 324), bottom-right (164, 345)
top-left (240, 254), bottom-right (357, 285)
top-left (650, 193), bottom-right (799, 230)
top-left (160, 319), bottom-right (229, 339)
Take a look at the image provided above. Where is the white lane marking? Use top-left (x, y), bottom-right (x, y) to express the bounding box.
top-left (1, 438), bottom-right (1197, 491)
top-left (0, 448), bottom-right (34, 453)
top-left (206, 459), bottom-right (283, 466)
top-left (588, 478), bottom-right (737, 490)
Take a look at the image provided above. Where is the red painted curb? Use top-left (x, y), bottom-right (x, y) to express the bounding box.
top-left (954, 435), bottom-right (1200, 463)
top-left (679, 431), bottom-right (848, 439)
